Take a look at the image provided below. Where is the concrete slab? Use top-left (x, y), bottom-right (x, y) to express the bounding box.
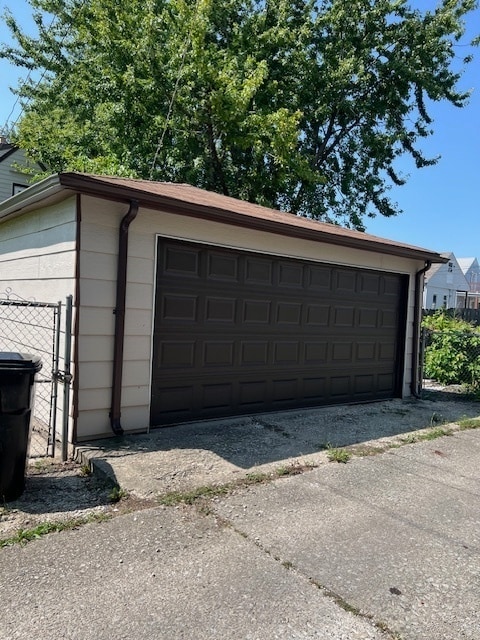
top-left (0, 504), bottom-right (388, 640)
top-left (211, 429), bottom-right (480, 640)
top-left (75, 394), bottom-right (480, 498)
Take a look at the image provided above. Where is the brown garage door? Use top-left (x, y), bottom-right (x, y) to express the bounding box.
top-left (150, 238), bottom-right (408, 426)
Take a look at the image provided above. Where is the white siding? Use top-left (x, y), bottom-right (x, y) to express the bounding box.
top-left (76, 195), bottom-right (423, 440)
top-left (0, 197), bottom-right (77, 301)
top-left (424, 256), bottom-right (469, 310)
top-left (0, 196), bottom-right (78, 442)
top-left (0, 148), bottom-right (39, 203)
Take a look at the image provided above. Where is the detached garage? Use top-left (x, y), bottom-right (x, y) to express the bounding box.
top-left (0, 173), bottom-right (445, 443)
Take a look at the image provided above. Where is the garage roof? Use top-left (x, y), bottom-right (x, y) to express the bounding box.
top-left (0, 172), bottom-right (446, 263)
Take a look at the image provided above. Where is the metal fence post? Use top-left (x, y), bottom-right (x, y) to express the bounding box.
top-left (62, 295), bottom-right (73, 462)
top-left (48, 301), bottom-right (62, 457)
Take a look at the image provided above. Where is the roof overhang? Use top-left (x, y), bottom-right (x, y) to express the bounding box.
top-left (0, 172), bottom-right (448, 264)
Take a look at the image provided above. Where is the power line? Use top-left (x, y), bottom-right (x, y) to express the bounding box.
top-left (2, 2), bottom-right (89, 133)
top-left (149, 0), bottom-right (202, 180)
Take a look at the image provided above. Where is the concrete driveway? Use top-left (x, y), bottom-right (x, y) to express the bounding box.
top-left (1, 391), bottom-right (480, 639)
top-left (76, 391), bottom-right (480, 498)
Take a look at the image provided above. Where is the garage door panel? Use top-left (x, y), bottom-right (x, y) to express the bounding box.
top-left (245, 257), bottom-right (273, 285)
top-left (358, 308), bottom-right (378, 328)
top-left (276, 302), bottom-right (302, 324)
top-left (207, 252), bottom-right (239, 281)
top-left (278, 262), bottom-right (304, 287)
top-left (242, 299), bottom-right (272, 323)
top-left (305, 342), bottom-right (328, 363)
top-left (359, 273), bottom-right (381, 294)
top-left (161, 294), bottom-right (198, 322)
top-left (159, 341), bottom-right (196, 368)
top-left (306, 304), bottom-right (330, 326)
top-left (163, 244), bottom-right (201, 276)
top-left (335, 269), bottom-right (357, 292)
top-left (334, 306), bottom-right (356, 327)
top-left (307, 265), bottom-right (332, 290)
top-left (151, 238), bottom-right (407, 426)
top-left (205, 297), bottom-right (237, 322)
top-left (241, 341), bottom-right (269, 365)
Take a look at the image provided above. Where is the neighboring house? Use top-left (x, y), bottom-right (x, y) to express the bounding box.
top-left (457, 257), bottom-right (480, 309)
top-left (423, 252), bottom-right (469, 310)
top-left (0, 173), bottom-right (446, 444)
top-left (0, 138), bottom-right (43, 202)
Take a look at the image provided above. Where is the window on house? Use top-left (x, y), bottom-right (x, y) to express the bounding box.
top-left (432, 294), bottom-right (437, 309)
top-left (448, 262), bottom-right (453, 272)
top-left (12, 183), bottom-right (28, 195)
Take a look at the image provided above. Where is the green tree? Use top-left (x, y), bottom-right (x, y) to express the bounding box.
top-left (1, 0), bottom-right (477, 228)
top-left (422, 311), bottom-right (480, 388)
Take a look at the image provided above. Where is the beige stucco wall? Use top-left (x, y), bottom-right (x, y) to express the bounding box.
top-left (77, 195), bottom-right (423, 441)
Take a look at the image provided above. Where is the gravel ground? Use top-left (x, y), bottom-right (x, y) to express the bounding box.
top-left (0, 461), bottom-right (153, 540)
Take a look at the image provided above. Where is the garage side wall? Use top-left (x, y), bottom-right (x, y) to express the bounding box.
top-left (0, 196), bottom-right (78, 441)
top-left (0, 197), bottom-right (77, 301)
top-left (77, 195), bottom-right (422, 440)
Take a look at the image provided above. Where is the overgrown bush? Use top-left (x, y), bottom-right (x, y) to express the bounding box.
top-left (422, 312), bottom-right (480, 388)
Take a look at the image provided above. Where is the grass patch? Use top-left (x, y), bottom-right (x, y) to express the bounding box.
top-left (0, 513), bottom-right (110, 548)
top-left (326, 446), bottom-right (351, 463)
top-left (108, 485), bottom-right (129, 503)
top-left (399, 433), bottom-right (418, 444)
top-left (158, 484), bottom-right (232, 506)
top-left (275, 462), bottom-right (317, 477)
top-left (244, 472), bottom-right (270, 484)
top-left (79, 464), bottom-right (92, 477)
top-left (352, 445), bottom-right (389, 457)
top-left (420, 427), bottom-right (453, 441)
top-left (400, 426), bottom-right (453, 444)
top-left (458, 417), bottom-right (480, 430)
top-left (158, 463), bottom-right (318, 507)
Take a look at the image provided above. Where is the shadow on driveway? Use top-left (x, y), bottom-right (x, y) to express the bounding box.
top-left (75, 390), bottom-right (480, 497)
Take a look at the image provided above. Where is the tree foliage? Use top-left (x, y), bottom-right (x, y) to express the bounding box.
top-left (422, 311), bottom-right (480, 388)
top-left (1, 0), bottom-right (477, 228)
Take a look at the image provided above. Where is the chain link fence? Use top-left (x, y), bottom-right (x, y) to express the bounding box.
top-left (0, 292), bottom-right (70, 458)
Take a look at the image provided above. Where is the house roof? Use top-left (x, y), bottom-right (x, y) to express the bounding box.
top-left (457, 257), bottom-right (479, 273)
top-left (0, 143), bottom-right (18, 163)
top-left (425, 252), bottom-right (453, 281)
top-left (0, 172), bottom-right (448, 263)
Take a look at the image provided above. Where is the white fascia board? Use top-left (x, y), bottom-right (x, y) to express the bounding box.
top-left (0, 174), bottom-right (66, 222)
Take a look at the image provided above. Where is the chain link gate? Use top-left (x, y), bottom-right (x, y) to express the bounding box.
top-left (0, 290), bottom-right (72, 459)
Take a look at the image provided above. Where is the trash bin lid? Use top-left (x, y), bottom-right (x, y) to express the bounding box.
top-left (0, 352), bottom-right (42, 372)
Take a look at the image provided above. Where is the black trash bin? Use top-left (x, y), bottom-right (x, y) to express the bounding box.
top-left (0, 352), bottom-right (42, 502)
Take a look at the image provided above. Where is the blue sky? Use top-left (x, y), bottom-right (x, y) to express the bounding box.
top-left (1, 0), bottom-right (478, 258)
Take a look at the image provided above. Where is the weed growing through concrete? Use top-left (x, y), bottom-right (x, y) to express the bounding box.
top-left (458, 417), bottom-right (480, 430)
top-left (400, 426), bottom-right (453, 444)
top-left (0, 513), bottom-right (111, 548)
top-left (308, 578), bottom-right (403, 639)
top-left (159, 484), bottom-right (232, 506)
top-left (326, 446), bottom-right (351, 463)
top-left (108, 486), bottom-right (129, 503)
top-left (351, 445), bottom-right (389, 457)
top-left (79, 464), bottom-right (92, 477)
top-left (158, 463), bottom-right (318, 507)
top-left (423, 427), bottom-right (453, 440)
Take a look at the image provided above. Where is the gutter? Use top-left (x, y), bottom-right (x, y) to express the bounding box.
top-left (411, 261), bottom-right (432, 398)
top-left (110, 200), bottom-right (139, 435)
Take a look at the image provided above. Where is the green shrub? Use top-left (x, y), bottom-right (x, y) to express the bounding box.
top-left (422, 312), bottom-right (480, 387)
